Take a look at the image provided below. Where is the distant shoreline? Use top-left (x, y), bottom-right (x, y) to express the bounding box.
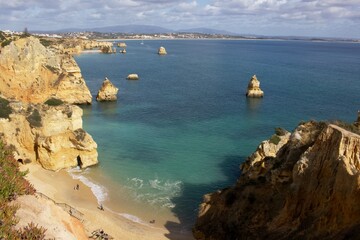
top-left (95, 37), bottom-right (360, 44)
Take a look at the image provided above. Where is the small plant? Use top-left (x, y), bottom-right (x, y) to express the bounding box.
top-left (39, 38), bottom-right (52, 47)
top-left (74, 128), bottom-right (86, 141)
top-left (1, 39), bottom-right (12, 47)
top-left (0, 140), bottom-right (39, 238)
top-left (269, 134), bottom-right (281, 145)
top-left (275, 127), bottom-right (287, 136)
top-left (0, 97), bottom-right (12, 119)
top-left (26, 108), bottom-right (42, 128)
top-left (44, 98), bottom-right (64, 106)
top-left (17, 222), bottom-right (47, 239)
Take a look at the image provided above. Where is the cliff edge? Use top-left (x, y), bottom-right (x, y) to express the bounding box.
top-left (194, 121), bottom-right (360, 239)
top-left (0, 36), bottom-right (92, 104)
top-left (0, 101), bottom-right (98, 171)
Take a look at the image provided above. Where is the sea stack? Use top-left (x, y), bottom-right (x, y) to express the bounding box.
top-left (246, 75), bottom-right (264, 98)
top-left (126, 74), bottom-right (139, 80)
top-left (96, 77), bottom-right (119, 101)
top-left (158, 46), bottom-right (167, 55)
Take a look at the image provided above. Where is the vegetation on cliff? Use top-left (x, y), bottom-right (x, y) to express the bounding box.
top-left (0, 140), bottom-right (47, 239)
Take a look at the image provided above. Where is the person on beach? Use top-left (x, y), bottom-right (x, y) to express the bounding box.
top-left (76, 184), bottom-right (79, 190)
top-left (98, 204), bottom-right (104, 211)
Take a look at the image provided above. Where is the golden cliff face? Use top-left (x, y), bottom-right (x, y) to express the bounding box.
top-left (0, 37), bottom-right (92, 104)
top-left (194, 121), bottom-right (360, 239)
top-left (0, 102), bottom-right (98, 171)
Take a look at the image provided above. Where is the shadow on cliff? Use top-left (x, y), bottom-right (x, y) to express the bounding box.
top-left (163, 155), bottom-right (245, 239)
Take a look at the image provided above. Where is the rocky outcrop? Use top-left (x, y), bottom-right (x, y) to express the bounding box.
top-left (100, 46), bottom-right (116, 54)
top-left (0, 102), bottom-right (98, 171)
top-left (194, 121), bottom-right (360, 240)
top-left (96, 77), bottom-right (119, 101)
top-left (0, 37), bottom-right (92, 104)
top-left (127, 74), bottom-right (139, 80)
top-left (158, 46), bottom-right (167, 55)
top-left (246, 75), bottom-right (264, 98)
top-left (117, 42), bottom-right (127, 48)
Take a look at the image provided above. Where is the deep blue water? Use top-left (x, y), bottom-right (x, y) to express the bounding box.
top-left (74, 40), bottom-right (360, 230)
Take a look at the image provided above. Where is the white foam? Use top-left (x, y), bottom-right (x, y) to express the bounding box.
top-left (67, 169), bottom-right (108, 203)
top-left (119, 213), bottom-right (146, 224)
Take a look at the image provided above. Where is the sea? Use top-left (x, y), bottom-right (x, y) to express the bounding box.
top-left (71, 39), bottom-right (360, 235)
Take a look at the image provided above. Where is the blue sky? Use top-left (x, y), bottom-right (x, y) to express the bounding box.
top-left (0, 0), bottom-right (359, 38)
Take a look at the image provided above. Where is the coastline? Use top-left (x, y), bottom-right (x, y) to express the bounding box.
top-left (21, 163), bottom-right (191, 240)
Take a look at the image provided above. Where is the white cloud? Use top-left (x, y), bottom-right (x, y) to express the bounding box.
top-left (0, 0), bottom-right (359, 37)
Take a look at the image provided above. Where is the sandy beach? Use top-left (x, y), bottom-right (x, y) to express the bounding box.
top-left (20, 163), bottom-right (192, 240)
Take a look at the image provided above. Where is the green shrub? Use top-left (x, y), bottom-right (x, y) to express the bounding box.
top-left (39, 38), bottom-right (52, 47)
top-left (0, 31), bottom-right (6, 41)
top-left (331, 120), bottom-right (360, 135)
top-left (269, 134), bottom-right (281, 145)
top-left (26, 108), bottom-right (42, 128)
top-left (17, 222), bottom-right (47, 239)
top-left (1, 39), bottom-right (12, 47)
top-left (44, 98), bottom-right (64, 106)
top-left (0, 141), bottom-right (38, 239)
top-left (275, 127), bottom-right (287, 136)
top-left (0, 97), bottom-right (12, 119)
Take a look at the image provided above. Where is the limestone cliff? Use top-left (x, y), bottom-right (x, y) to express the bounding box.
top-left (96, 77), bottom-right (119, 101)
top-left (0, 36), bottom-right (92, 104)
top-left (246, 75), bottom-right (264, 98)
top-left (0, 101), bottom-right (98, 171)
top-left (194, 121), bottom-right (360, 239)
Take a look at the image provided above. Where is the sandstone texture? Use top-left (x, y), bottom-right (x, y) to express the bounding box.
top-left (14, 195), bottom-right (88, 240)
top-left (0, 102), bottom-right (98, 171)
top-left (246, 75), bottom-right (264, 98)
top-left (158, 46), bottom-right (167, 55)
top-left (96, 77), bottom-right (119, 101)
top-left (0, 37), bottom-right (92, 104)
top-left (194, 121), bottom-right (360, 240)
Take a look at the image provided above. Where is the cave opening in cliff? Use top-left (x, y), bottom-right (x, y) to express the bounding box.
top-left (77, 155), bottom-right (83, 169)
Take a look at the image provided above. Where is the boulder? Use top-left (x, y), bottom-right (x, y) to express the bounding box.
top-left (158, 46), bottom-right (167, 55)
top-left (126, 74), bottom-right (139, 80)
top-left (246, 75), bottom-right (264, 98)
top-left (96, 77), bottom-right (119, 101)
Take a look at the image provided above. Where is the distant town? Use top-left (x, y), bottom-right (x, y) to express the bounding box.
top-left (1, 29), bottom-right (359, 43)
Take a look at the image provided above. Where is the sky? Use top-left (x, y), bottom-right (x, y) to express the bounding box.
top-left (0, 0), bottom-right (359, 38)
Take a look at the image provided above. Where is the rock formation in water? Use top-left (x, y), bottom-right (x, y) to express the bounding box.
top-left (158, 46), bottom-right (167, 55)
top-left (0, 101), bottom-right (98, 171)
top-left (117, 42), bottom-right (127, 48)
top-left (127, 74), bottom-right (139, 80)
top-left (100, 46), bottom-right (116, 54)
top-left (246, 75), bottom-right (264, 98)
top-left (0, 36), bottom-right (92, 104)
top-left (194, 121), bottom-right (360, 239)
top-left (96, 77), bottom-right (119, 101)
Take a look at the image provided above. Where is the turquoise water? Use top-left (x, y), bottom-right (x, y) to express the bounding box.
top-left (74, 40), bottom-right (360, 231)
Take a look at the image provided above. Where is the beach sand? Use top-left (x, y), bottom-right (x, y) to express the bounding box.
top-left (20, 163), bottom-right (192, 240)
